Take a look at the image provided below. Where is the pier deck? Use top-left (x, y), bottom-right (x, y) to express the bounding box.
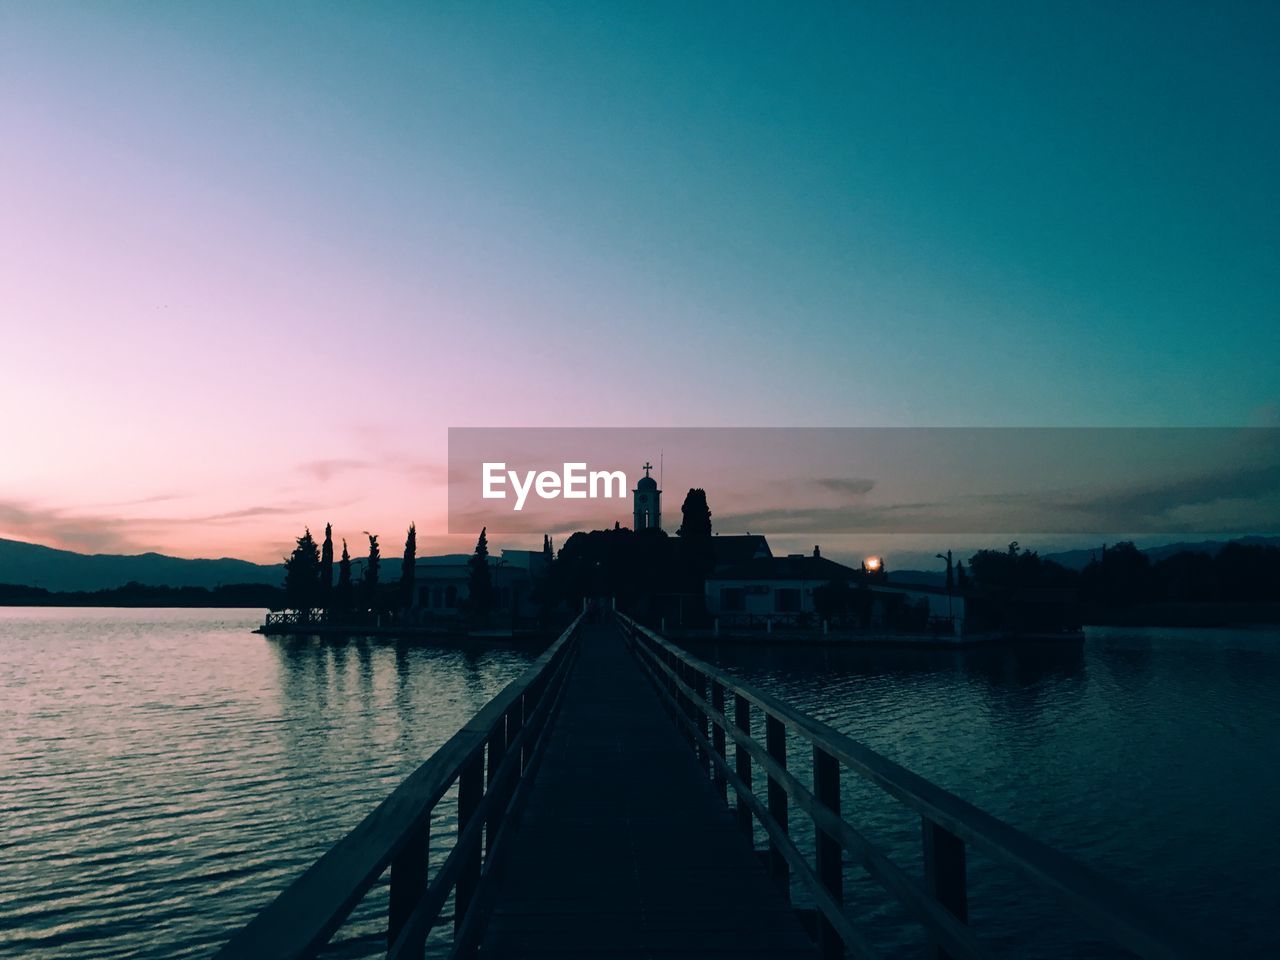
top-left (478, 622), bottom-right (815, 958)
top-left (220, 612), bottom-right (1202, 960)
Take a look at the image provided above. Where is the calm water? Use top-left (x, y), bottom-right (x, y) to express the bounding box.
top-left (698, 626), bottom-right (1280, 958)
top-left (3, 612), bottom-right (1278, 957)
top-left (0, 608), bottom-right (536, 959)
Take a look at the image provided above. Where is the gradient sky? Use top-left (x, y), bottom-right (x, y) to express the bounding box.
top-left (2, 2), bottom-right (1278, 563)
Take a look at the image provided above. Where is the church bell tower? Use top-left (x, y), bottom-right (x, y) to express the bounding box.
top-left (633, 461), bottom-right (661, 531)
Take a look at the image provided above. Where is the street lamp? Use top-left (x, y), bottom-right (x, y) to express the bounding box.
top-left (936, 552), bottom-right (954, 620)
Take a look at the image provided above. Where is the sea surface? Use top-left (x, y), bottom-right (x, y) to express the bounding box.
top-left (0, 608), bottom-right (535, 959)
top-left (698, 626), bottom-right (1280, 958)
top-left (2, 610), bottom-right (1277, 957)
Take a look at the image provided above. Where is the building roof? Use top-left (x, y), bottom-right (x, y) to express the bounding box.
top-left (709, 535), bottom-right (773, 567)
top-left (710, 554), bottom-right (860, 583)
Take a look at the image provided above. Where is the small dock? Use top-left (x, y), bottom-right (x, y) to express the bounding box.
top-left (477, 623), bottom-right (814, 957)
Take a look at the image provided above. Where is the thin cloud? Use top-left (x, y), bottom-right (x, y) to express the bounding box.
top-left (0, 495), bottom-right (342, 555)
top-left (195, 504), bottom-right (318, 524)
top-left (297, 455), bottom-right (446, 485)
top-left (716, 502), bottom-right (943, 534)
top-left (1001, 462), bottom-right (1280, 532)
top-left (717, 461), bottom-right (1280, 535)
top-left (298, 458), bottom-right (370, 482)
top-left (813, 477), bottom-right (876, 497)
top-left (0, 499), bottom-right (149, 554)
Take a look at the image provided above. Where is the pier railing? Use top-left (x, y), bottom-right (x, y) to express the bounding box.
top-left (617, 613), bottom-right (1203, 960)
top-left (214, 611), bottom-right (585, 960)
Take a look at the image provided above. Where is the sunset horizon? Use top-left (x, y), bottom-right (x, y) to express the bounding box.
top-left (4, 4), bottom-right (1279, 958)
top-left (4, 3), bottom-right (1277, 565)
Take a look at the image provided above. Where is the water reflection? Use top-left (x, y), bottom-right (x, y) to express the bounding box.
top-left (703, 628), bottom-right (1280, 958)
top-left (0, 610), bottom-right (535, 960)
top-left (4, 612), bottom-right (1279, 958)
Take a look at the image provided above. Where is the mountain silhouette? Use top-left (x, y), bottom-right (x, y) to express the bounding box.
top-left (891, 536), bottom-right (1280, 583)
top-left (1042, 536), bottom-right (1280, 571)
top-left (0, 538), bottom-right (283, 592)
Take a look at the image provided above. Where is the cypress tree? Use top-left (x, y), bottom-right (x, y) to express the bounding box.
top-left (364, 533), bottom-right (380, 610)
top-left (283, 527), bottom-right (321, 616)
top-left (338, 539), bottom-right (352, 612)
top-left (677, 488), bottom-right (715, 590)
top-left (319, 523), bottom-right (334, 604)
top-left (400, 522), bottom-right (417, 610)
top-left (468, 527), bottom-right (492, 616)
top-left (676, 488), bottom-right (713, 539)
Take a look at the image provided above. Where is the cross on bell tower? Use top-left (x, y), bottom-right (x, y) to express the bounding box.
top-left (633, 461), bottom-right (661, 531)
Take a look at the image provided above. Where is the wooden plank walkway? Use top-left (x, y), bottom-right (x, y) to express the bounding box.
top-left (478, 621), bottom-right (817, 959)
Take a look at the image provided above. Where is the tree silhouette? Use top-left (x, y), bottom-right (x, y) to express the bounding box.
top-left (337, 538), bottom-right (352, 613)
top-left (955, 558), bottom-right (968, 589)
top-left (319, 523), bottom-right (334, 603)
top-left (468, 527), bottom-right (493, 617)
top-left (552, 526), bottom-right (674, 610)
top-left (536, 533), bottom-right (556, 625)
top-left (968, 542), bottom-right (1072, 591)
top-left (676, 489), bottom-right (712, 539)
top-left (283, 527), bottom-right (321, 615)
top-left (364, 533), bottom-right (381, 610)
top-left (399, 522), bottom-right (416, 611)
top-left (1079, 541), bottom-right (1153, 606)
top-left (675, 488), bottom-right (715, 596)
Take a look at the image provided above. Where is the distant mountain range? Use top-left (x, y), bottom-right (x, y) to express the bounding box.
top-left (0, 539), bottom-right (507, 593)
top-left (1039, 536), bottom-right (1280, 570)
top-left (0, 538), bottom-right (284, 592)
top-left (892, 536), bottom-right (1280, 586)
top-left (3, 535), bottom-right (1278, 594)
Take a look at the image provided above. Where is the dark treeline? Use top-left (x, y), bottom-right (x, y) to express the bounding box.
top-left (281, 523), bottom-right (507, 623)
top-left (967, 541), bottom-right (1280, 605)
top-left (549, 487), bottom-right (728, 613)
top-left (0, 581), bottom-right (283, 607)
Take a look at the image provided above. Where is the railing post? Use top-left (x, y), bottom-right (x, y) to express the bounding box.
top-left (694, 669), bottom-right (710, 773)
top-left (765, 713), bottom-right (789, 901)
top-left (485, 712), bottom-right (508, 857)
top-left (814, 746), bottom-right (843, 960)
top-left (922, 817), bottom-right (968, 960)
top-left (678, 660), bottom-right (694, 747)
top-left (666, 649), bottom-right (679, 710)
top-left (455, 752), bottom-right (484, 946)
top-left (387, 820), bottom-right (429, 959)
top-left (734, 694), bottom-right (752, 838)
top-left (517, 692), bottom-right (530, 773)
top-left (711, 680), bottom-right (727, 803)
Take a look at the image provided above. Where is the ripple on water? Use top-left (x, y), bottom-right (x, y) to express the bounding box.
top-left (4, 615), bottom-right (1280, 957)
top-left (698, 626), bottom-right (1280, 958)
top-left (1, 608), bottom-right (533, 959)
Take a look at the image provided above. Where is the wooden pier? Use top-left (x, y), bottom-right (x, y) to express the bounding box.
top-left (476, 622), bottom-right (813, 958)
top-left (217, 607), bottom-right (1206, 960)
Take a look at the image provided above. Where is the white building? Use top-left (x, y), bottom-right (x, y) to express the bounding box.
top-left (705, 546), bottom-right (963, 632)
top-left (705, 549), bottom-right (859, 617)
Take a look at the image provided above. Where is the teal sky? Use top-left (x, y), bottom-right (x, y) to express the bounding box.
top-left (2, 2), bottom-right (1278, 559)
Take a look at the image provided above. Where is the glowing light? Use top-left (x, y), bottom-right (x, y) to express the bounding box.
top-left (865, 556), bottom-right (882, 571)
